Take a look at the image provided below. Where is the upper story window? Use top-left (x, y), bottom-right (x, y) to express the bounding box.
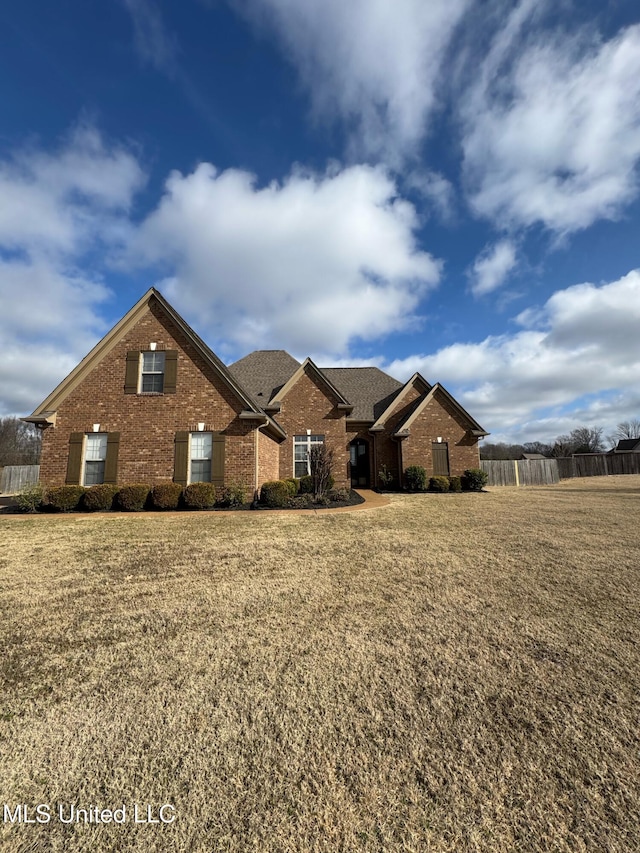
top-left (84, 433), bottom-right (107, 486)
top-left (294, 434), bottom-right (324, 477)
top-left (141, 351), bottom-right (165, 393)
top-left (125, 350), bottom-right (178, 395)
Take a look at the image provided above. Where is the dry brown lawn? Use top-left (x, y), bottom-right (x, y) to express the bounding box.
top-left (1, 476), bottom-right (639, 852)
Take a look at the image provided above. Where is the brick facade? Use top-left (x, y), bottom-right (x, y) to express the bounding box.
top-left (32, 291), bottom-right (485, 494)
top-left (275, 369), bottom-right (350, 489)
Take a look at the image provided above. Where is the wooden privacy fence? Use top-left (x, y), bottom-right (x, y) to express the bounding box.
top-left (481, 459), bottom-right (560, 486)
top-left (556, 452), bottom-right (640, 479)
top-left (0, 465), bottom-right (40, 494)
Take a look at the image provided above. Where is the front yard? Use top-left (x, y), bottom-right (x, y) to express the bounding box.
top-left (1, 477), bottom-right (639, 852)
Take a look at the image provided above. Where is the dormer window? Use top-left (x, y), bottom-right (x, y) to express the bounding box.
top-left (141, 351), bottom-right (165, 393)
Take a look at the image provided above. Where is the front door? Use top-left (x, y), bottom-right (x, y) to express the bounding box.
top-left (350, 439), bottom-right (370, 487)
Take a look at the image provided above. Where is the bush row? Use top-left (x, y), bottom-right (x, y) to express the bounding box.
top-left (403, 466), bottom-right (488, 493)
top-left (16, 481), bottom-right (249, 513)
top-left (259, 477), bottom-right (344, 508)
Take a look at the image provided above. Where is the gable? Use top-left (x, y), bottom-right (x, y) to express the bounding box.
top-left (26, 289), bottom-right (261, 421)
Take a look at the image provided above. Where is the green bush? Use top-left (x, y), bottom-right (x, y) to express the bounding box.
top-left (287, 494), bottom-right (312, 509)
top-left (299, 473), bottom-right (334, 494)
top-left (43, 485), bottom-right (85, 512)
top-left (327, 488), bottom-right (351, 503)
top-left (461, 468), bottom-right (488, 492)
top-left (215, 481), bottom-right (247, 508)
top-left (15, 483), bottom-right (45, 513)
top-left (183, 482), bottom-right (217, 509)
top-left (299, 474), bottom-right (313, 494)
top-left (429, 475), bottom-right (450, 493)
top-left (404, 465), bottom-right (427, 491)
top-left (285, 478), bottom-right (299, 494)
top-left (448, 475), bottom-right (462, 493)
top-left (116, 484), bottom-right (151, 511)
top-left (150, 482), bottom-right (183, 510)
top-left (82, 484), bottom-right (119, 511)
top-left (260, 480), bottom-right (293, 508)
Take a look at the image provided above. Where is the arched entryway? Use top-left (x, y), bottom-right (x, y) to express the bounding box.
top-left (350, 438), bottom-right (370, 487)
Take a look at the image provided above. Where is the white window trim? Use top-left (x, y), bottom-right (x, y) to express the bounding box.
top-left (293, 433), bottom-right (324, 478)
top-left (188, 431), bottom-right (213, 484)
top-left (139, 351), bottom-right (165, 394)
top-left (83, 432), bottom-right (107, 486)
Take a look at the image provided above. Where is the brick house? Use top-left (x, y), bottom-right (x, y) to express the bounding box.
top-left (24, 289), bottom-right (488, 493)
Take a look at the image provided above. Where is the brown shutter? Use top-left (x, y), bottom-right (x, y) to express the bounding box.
top-left (124, 351), bottom-right (140, 394)
top-left (174, 431), bottom-right (189, 486)
top-left (164, 350), bottom-right (178, 394)
top-left (66, 433), bottom-right (84, 485)
top-left (104, 433), bottom-right (120, 484)
top-left (212, 433), bottom-right (225, 485)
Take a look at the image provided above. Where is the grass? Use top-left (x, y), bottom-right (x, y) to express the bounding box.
top-left (1, 476), bottom-right (639, 852)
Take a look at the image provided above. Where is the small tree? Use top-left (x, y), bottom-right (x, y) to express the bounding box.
top-left (309, 444), bottom-right (334, 501)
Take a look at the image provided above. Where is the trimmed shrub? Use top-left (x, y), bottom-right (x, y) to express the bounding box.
top-left (299, 474), bottom-right (313, 494)
top-left (150, 482), bottom-right (183, 510)
top-left (216, 481), bottom-right (247, 508)
top-left (260, 480), bottom-right (292, 508)
top-left (15, 483), bottom-right (45, 513)
top-left (285, 478), bottom-right (299, 494)
top-left (429, 475), bottom-right (450, 493)
top-left (183, 482), bottom-right (217, 509)
top-left (404, 465), bottom-right (427, 491)
top-left (299, 473), bottom-right (334, 494)
top-left (448, 475), bottom-right (462, 493)
top-left (327, 488), bottom-right (351, 503)
top-left (116, 484), bottom-right (151, 512)
top-left (43, 485), bottom-right (85, 512)
top-left (461, 468), bottom-right (489, 492)
top-left (82, 484), bottom-right (119, 511)
top-left (287, 494), bottom-right (312, 509)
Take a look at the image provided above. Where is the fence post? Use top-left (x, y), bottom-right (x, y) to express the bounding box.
top-left (514, 460), bottom-right (520, 487)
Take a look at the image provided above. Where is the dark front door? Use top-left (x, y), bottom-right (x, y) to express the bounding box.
top-left (432, 441), bottom-right (450, 476)
top-left (350, 439), bottom-right (370, 487)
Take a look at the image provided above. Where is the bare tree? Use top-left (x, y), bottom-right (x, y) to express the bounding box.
top-left (552, 426), bottom-right (604, 456)
top-left (309, 444), bottom-right (334, 500)
top-left (613, 419), bottom-right (640, 440)
top-left (0, 417), bottom-right (41, 466)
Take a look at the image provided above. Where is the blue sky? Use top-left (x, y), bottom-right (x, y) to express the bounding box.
top-left (2, 0), bottom-right (640, 444)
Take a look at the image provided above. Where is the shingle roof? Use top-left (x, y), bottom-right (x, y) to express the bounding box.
top-left (614, 438), bottom-right (640, 452)
top-left (228, 350), bottom-right (301, 406)
top-left (321, 367), bottom-right (403, 421)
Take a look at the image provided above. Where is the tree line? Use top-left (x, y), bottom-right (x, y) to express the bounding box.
top-left (0, 417), bottom-right (42, 466)
top-left (480, 420), bottom-right (640, 460)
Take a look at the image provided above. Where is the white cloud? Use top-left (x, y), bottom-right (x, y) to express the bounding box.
top-left (470, 239), bottom-right (517, 296)
top-left (235, 0), bottom-right (471, 164)
top-left (128, 161), bottom-right (441, 354)
top-left (462, 13), bottom-right (640, 234)
top-left (0, 127), bottom-right (143, 414)
top-left (386, 270), bottom-right (640, 440)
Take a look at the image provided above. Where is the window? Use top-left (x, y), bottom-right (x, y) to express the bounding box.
top-left (190, 432), bottom-right (212, 483)
top-left (84, 433), bottom-right (107, 485)
top-left (294, 434), bottom-right (324, 478)
top-left (141, 351), bottom-right (165, 393)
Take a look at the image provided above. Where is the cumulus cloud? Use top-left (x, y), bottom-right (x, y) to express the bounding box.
top-left (0, 127), bottom-right (143, 414)
top-left (128, 161), bottom-right (441, 354)
top-left (386, 270), bottom-right (640, 439)
top-left (235, 0), bottom-right (471, 164)
top-left (462, 10), bottom-right (640, 234)
top-left (470, 239), bottom-right (517, 295)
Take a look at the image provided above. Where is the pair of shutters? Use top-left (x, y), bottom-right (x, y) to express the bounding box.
top-left (124, 350), bottom-right (178, 394)
top-left (66, 433), bottom-right (120, 485)
top-left (173, 432), bottom-right (225, 487)
top-left (67, 431), bottom-right (225, 486)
